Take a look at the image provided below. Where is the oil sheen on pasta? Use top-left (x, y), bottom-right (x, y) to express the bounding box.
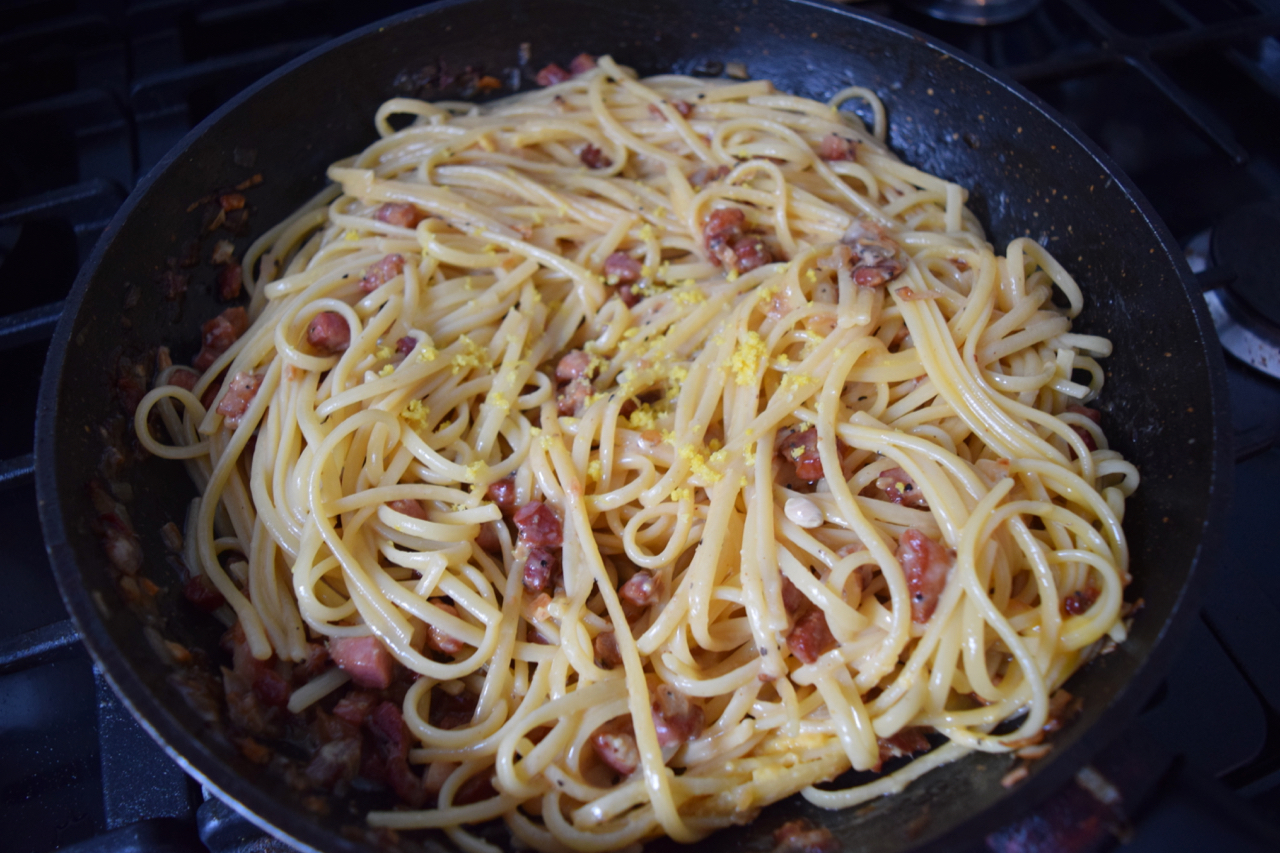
top-left (137, 55), bottom-right (1137, 852)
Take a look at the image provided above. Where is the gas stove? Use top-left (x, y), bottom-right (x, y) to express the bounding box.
top-left (2, 1), bottom-right (1279, 851)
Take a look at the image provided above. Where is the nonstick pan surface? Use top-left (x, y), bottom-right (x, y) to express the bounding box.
top-left (36, 1), bottom-right (1231, 851)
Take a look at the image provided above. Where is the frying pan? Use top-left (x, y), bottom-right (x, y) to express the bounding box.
top-left (35, 1), bottom-right (1232, 851)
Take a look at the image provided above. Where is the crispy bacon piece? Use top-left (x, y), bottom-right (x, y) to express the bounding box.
top-left (375, 202), bottom-right (425, 229)
top-left (424, 761), bottom-right (456, 798)
top-left (1066, 404), bottom-right (1101, 453)
top-left (616, 283), bottom-right (642, 308)
top-left (874, 467), bottom-right (928, 509)
top-left (1064, 584), bottom-right (1099, 616)
top-left (215, 371), bottom-right (263, 428)
top-left (591, 717), bottom-right (640, 776)
top-left (219, 192), bottom-right (246, 211)
top-left (1067, 404), bottom-right (1102, 423)
top-left (427, 601), bottom-right (465, 655)
top-left (787, 608), bottom-right (836, 664)
top-left (222, 623), bottom-right (291, 735)
top-left (853, 263), bottom-right (903, 287)
top-left (513, 501), bottom-right (563, 547)
top-left (555, 350), bottom-right (597, 414)
top-left (619, 570), bottom-right (660, 607)
top-left (194, 306), bottom-right (249, 371)
top-left (333, 691), bottom-right (379, 727)
top-left (330, 636), bottom-right (395, 690)
top-left (210, 239), bottom-right (235, 265)
top-left (558, 377), bottom-right (592, 415)
top-left (1042, 689), bottom-right (1083, 734)
top-left (704, 207), bottom-right (746, 249)
top-left (651, 684), bottom-right (704, 748)
top-left (778, 428), bottom-right (847, 482)
top-left (88, 478), bottom-right (120, 517)
top-left (896, 529), bottom-right (954, 624)
top-left (556, 349), bottom-right (595, 382)
top-left (387, 498), bottom-right (428, 520)
top-left (579, 143), bottom-right (611, 169)
top-left (169, 666), bottom-right (221, 726)
top-left (878, 727), bottom-right (931, 765)
top-left (253, 668), bottom-right (291, 707)
top-left (486, 476), bottom-right (518, 513)
top-left (820, 133), bottom-right (859, 162)
top-left (475, 521), bottom-right (502, 554)
top-left (523, 546), bottom-right (559, 593)
top-left (604, 251), bottom-right (643, 285)
top-left (158, 270), bottom-right (188, 303)
top-left (568, 53), bottom-right (597, 75)
top-left (216, 262), bottom-right (243, 300)
top-left (359, 254), bottom-right (405, 293)
top-left (515, 501), bottom-right (562, 590)
top-left (649, 100), bottom-right (694, 119)
top-left (780, 428), bottom-right (823, 480)
top-left (96, 511), bottom-right (142, 577)
top-left (222, 208), bottom-right (249, 235)
top-left (727, 236), bottom-right (772, 273)
top-left (234, 735), bottom-right (271, 765)
top-left (183, 573), bottom-right (225, 612)
top-left (306, 731), bottom-right (361, 789)
top-left (114, 357), bottom-right (149, 416)
top-left (843, 221), bottom-right (904, 288)
top-left (702, 207), bottom-right (774, 274)
top-left (367, 701), bottom-right (425, 808)
top-left (224, 670), bottom-right (277, 737)
top-left (780, 575), bottom-right (807, 615)
top-left (773, 819), bottom-right (840, 853)
top-left (366, 700), bottom-right (410, 755)
top-left (293, 642), bottom-right (330, 683)
top-left (536, 63), bottom-right (571, 86)
top-left (1069, 430), bottom-right (1097, 455)
top-left (454, 772), bottom-right (498, 805)
top-left (395, 335), bottom-right (417, 356)
top-left (200, 381), bottom-right (220, 411)
top-left (594, 631), bottom-right (623, 669)
top-left (306, 311), bottom-right (350, 355)
top-left (430, 687), bottom-right (478, 730)
top-left (894, 285), bottom-right (944, 302)
top-left (689, 164), bottom-right (730, 188)
top-left (168, 367), bottom-right (199, 392)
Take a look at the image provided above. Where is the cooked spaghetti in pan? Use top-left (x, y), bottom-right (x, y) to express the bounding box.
top-left (136, 54), bottom-right (1137, 852)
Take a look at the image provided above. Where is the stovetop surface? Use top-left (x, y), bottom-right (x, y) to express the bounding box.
top-left (3, 1), bottom-right (1279, 852)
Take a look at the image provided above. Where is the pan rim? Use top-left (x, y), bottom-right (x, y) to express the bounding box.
top-left (35, 1), bottom-right (1234, 851)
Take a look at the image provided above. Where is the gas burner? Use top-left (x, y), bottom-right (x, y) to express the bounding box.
top-left (1206, 200), bottom-right (1280, 381)
top-left (1205, 289), bottom-right (1280, 381)
top-left (1214, 200), bottom-right (1280, 327)
top-left (899, 0), bottom-right (1043, 25)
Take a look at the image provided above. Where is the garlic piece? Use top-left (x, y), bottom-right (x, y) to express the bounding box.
top-left (784, 496), bottom-right (823, 528)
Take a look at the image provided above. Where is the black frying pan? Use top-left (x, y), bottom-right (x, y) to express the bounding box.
top-left (35, 1), bottom-right (1232, 851)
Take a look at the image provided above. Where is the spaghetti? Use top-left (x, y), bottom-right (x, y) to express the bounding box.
top-left (136, 55), bottom-right (1137, 852)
